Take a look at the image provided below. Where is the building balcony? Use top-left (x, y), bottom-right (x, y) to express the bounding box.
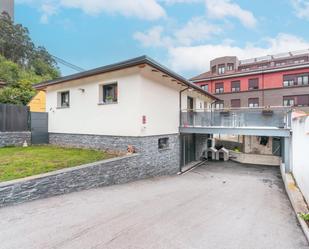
top-left (180, 107), bottom-right (292, 137)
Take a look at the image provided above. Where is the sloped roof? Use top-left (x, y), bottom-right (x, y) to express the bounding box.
top-left (33, 55), bottom-right (218, 100)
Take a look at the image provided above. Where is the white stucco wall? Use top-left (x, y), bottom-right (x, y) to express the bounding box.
top-left (46, 65), bottom-right (214, 137)
top-left (291, 115), bottom-right (309, 204)
top-left (46, 68), bottom-right (142, 136)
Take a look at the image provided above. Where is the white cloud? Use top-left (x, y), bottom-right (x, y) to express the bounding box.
top-left (17, 0), bottom-right (166, 23)
top-left (174, 17), bottom-right (221, 45)
top-left (167, 33), bottom-right (309, 73)
top-left (134, 17), bottom-right (221, 48)
top-left (134, 26), bottom-right (173, 48)
top-left (162, 0), bottom-right (202, 4)
top-left (291, 0), bottom-right (309, 20)
top-left (205, 0), bottom-right (257, 28)
top-left (60, 0), bottom-right (166, 20)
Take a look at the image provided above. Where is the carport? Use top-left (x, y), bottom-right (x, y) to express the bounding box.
top-left (179, 107), bottom-right (292, 172)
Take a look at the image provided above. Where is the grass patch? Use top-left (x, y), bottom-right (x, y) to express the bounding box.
top-left (0, 145), bottom-right (115, 182)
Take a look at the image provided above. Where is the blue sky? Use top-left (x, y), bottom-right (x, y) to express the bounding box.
top-left (15, 0), bottom-right (309, 77)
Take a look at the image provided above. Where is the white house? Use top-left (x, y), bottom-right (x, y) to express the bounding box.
top-left (35, 56), bottom-right (218, 174)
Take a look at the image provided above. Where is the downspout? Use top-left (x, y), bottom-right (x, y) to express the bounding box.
top-left (179, 87), bottom-right (189, 127)
top-left (179, 87), bottom-right (189, 172)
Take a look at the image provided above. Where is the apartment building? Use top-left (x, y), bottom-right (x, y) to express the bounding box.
top-left (191, 49), bottom-right (309, 108)
top-left (0, 0), bottom-right (14, 19)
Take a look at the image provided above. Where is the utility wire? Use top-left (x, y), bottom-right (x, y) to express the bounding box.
top-left (51, 55), bottom-right (86, 72)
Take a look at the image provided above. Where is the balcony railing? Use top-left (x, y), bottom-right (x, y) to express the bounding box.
top-left (180, 107), bottom-right (292, 129)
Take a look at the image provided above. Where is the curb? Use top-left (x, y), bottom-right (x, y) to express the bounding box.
top-left (281, 164), bottom-right (309, 243)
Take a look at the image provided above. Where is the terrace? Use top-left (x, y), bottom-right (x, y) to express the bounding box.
top-left (180, 107), bottom-right (292, 137)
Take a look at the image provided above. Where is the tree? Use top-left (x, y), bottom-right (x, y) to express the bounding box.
top-left (0, 13), bottom-right (60, 105)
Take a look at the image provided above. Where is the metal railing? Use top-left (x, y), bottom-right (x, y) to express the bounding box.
top-left (180, 107), bottom-right (292, 129)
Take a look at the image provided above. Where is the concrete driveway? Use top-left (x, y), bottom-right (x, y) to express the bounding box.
top-left (0, 161), bottom-right (308, 249)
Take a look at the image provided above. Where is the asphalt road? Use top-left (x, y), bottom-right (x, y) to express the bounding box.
top-left (0, 161), bottom-right (308, 249)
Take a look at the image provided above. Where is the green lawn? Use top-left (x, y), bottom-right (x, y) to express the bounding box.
top-left (0, 146), bottom-right (115, 182)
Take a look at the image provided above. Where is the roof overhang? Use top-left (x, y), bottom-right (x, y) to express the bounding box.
top-left (34, 56), bottom-right (219, 101)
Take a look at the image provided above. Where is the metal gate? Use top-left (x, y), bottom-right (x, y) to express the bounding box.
top-left (31, 112), bottom-right (49, 144)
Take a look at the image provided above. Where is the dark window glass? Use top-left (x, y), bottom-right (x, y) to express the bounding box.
top-left (227, 63), bottom-right (234, 71)
top-left (215, 101), bottom-right (224, 109)
top-left (215, 82), bottom-right (224, 93)
top-left (296, 95), bottom-right (309, 106)
top-left (248, 78), bottom-right (259, 90)
top-left (158, 138), bottom-right (169, 149)
top-left (231, 99), bottom-right (241, 108)
top-left (283, 96), bottom-right (295, 106)
top-left (103, 83), bottom-right (118, 103)
top-left (60, 91), bottom-right (70, 107)
top-left (218, 64), bottom-right (225, 74)
top-left (231, 81), bottom-right (240, 92)
top-left (297, 75), bottom-right (309, 85)
top-left (211, 66), bottom-right (216, 74)
top-left (248, 98), bottom-right (259, 108)
top-left (201, 84), bottom-right (208, 91)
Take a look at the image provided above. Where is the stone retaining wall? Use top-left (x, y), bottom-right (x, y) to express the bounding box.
top-left (0, 132), bottom-right (31, 147)
top-left (49, 133), bottom-right (180, 174)
top-left (0, 153), bottom-right (178, 207)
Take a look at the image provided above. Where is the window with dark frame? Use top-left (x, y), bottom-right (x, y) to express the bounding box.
top-left (211, 65), bottom-right (217, 74)
top-left (297, 75), bottom-right (309, 85)
top-left (248, 78), bottom-right (259, 90)
top-left (60, 91), bottom-right (70, 108)
top-left (296, 95), bottom-right (309, 106)
top-left (227, 63), bottom-right (234, 71)
top-left (248, 98), bottom-right (259, 108)
top-left (231, 81), bottom-right (240, 92)
top-left (103, 83), bottom-right (118, 103)
top-left (215, 101), bottom-right (224, 109)
top-left (201, 84), bottom-right (209, 91)
top-left (215, 82), bottom-right (224, 93)
top-left (231, 99), bottom-right (241, 108)
top-left (218, 64), bottom-right (225, 74)
top-left (283, 96), bottom-right (295, 107)
top-left (158, 137), bottom-right (169, 149)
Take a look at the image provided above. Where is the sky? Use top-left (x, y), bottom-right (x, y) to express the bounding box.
top-left (15, 0), bottom-right (309, 77)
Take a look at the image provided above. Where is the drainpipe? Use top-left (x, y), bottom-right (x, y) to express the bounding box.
top-left (179, 87), bottom-right (189, 126)
top-left (179, 87), bottom-right (189, 172)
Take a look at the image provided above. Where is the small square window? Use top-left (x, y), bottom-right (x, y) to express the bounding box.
top-left (58, 91), bottom-right (70, 108)
top-left (201, 84), bottom-right (208, 91)
top-left (158, 137), bottom-right (169, 150)
top-left (102, 83), bottom-right (118, 104)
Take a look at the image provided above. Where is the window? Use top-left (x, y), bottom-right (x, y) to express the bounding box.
top-left (158, 137), bottom-right (169, 149)
top-left (102, 83), bottom-right (118, 103)
top-left (215, 82), bottom-right (224, 93)
top-left (218, 64), bottom-right (225, 74)
top-left (248, 98), bottom-right (259, 108)
top-left (215, 101), bottom-right (224, 109)
top-left (201, 84), bottom-right (209, 91)
top-left (231, 81), bottom-right (240, 92)
top-left (248, 78), bottom-right (259, 90)
top-left (227, 63), bottom-right (234, 71)
top-left (231, 99), bottom-right (241, 108)
top-left (58, 91), bottom-right (70, 108)
top-left (297, 75), bottom-right (309, 85)
top-left (283, 96), bottom-right (295, 107)
top-left (283, 74), bottom-right (309, 87)
top-left (211, 65), bottom-right (217, 74)
top-left (296, 95), bottom-right (309, 106)
top-left (283, 95), bottom-right (309, 107)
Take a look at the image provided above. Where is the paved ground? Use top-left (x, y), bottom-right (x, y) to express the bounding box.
top-left (0, 161), bottom-right (308, 249)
